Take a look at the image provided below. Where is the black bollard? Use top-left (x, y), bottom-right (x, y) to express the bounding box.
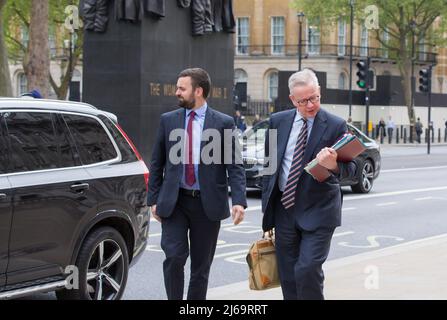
top-left (396, 128), bottom-right (399, 144)
top-left (404, 128), bottom-right (407, 144)
top-left (439, 128), bottom-right (441, 143)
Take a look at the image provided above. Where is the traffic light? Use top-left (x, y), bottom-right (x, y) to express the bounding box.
top-left (419, 68), bottom-right (431, 93)
top-left (356, 60), bottom-right (368, 89)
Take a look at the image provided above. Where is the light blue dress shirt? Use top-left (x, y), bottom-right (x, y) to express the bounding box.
top-left (180, 103), bottom-right (207, 190)
top-left (278, 111), bottom-right (314, 192)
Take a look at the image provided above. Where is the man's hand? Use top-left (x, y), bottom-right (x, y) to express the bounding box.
top-left (231, 205), bottom-right (245, 225)
top-left (150, 205), bottom-right (161, 223)
top-left (316, 147), bottom-right (339, 173)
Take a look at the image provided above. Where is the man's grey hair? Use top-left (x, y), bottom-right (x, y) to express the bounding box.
top-left (288, 69), bottom-right (319, 93)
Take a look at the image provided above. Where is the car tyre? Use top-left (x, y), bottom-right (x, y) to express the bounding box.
top-left (56, 227), bottom-right (129, 300)
top-left (351, 159), bottom-right (374, 194)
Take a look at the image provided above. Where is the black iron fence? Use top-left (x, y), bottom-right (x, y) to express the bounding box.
top-left (242, 98), bottom-right (274, 117)
top-left (235, 43), bottom-right (437, 65)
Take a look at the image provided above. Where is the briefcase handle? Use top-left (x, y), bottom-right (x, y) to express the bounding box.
top-left (263, 229), bottom-right (275, 241)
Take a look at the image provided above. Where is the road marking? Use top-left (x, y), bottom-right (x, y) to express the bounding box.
top-left (414, 197), bottom-right (433, 201)
top-left (342, 207), bottom-right (356, 211)
top-left (224, 254), bottom-right (247, 264)
top-left (345, 186), bottom-right (447, 201)
top-left (338, 235), bottom-right (404, 249)
top-left (246, 206), bottom-right (261, 212)
top-left (246, 186), bottom-right (447, 208)
top-left (376, 202), bottom-right (397, 207)
top-left (381, 165), bottom-right (447, 173)
top-left (214, 249), bottom-right (250, 259)
top-left (333, 231), bottom-right (354, 237)
top-left (148, 232), bottom-right (161, 238)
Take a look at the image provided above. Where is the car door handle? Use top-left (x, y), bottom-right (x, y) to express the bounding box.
top-left (0, 193), bottom-right (6, 200)
top-left (70, 183), bottom-right (89, 192)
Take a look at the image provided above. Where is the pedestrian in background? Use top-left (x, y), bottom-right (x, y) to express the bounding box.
top-left (148, 68), bottom-right (247, 300)
top-left (386, 116), bottom-right (396, 143)
top-left (252, 114), bottom-right (261, 126)
top-left (377, 118), bottom-right (386, 140)
top-left (415, 117), bottom-right (423, 143)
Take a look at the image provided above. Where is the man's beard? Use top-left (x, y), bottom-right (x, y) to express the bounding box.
top-left (178, 95), bottom-right (195, 109)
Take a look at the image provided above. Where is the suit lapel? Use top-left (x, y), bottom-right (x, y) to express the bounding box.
top-left (200, 106), bottom-right (214, 154)
top-left (303, 109), bottom-right (328, 165)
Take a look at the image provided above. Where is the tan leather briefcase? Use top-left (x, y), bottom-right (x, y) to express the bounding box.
top-left (246, 231), bottom-right (280, 290)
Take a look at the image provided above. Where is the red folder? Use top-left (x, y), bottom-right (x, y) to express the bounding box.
top-left (304, 135), bottom-right (366, 182)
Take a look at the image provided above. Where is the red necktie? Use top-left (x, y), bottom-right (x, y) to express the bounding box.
top-left (185, 111), bottom-right (196, 186)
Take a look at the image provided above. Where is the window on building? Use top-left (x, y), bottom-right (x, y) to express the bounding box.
top-left (271, 17), bottom-right (285, 55)
top-left (308, 21), bottom-right (320, 55)
top-left (382, 28), bottom-right (390, 58)
top-left (267, 71), bottom-right (278, 101)
top-left (438, 77), bottom-right (444, 93)
top-left (360, 25), bottom-right (369, 56)
top-left (338, 73), bottom-right (346, 90)
top-left (236, 17), bottom-right (250, 55)
top-left (418, 36), bottom-right (426, 61)
top-left (21, 27), bottom-right (29, 49)
top-left (338, 19), bottom-right (346, 56)
top-left (18, 73), bottom-right (27, 96)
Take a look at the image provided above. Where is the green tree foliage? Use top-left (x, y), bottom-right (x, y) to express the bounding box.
top-left (3, 0), bottom-right (82, 99)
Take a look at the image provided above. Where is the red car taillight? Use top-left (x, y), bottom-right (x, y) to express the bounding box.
top-left (115, 123), bottom-right (150, 192)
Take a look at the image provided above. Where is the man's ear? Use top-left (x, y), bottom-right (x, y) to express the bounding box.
top-left (288, 95), bottom-right (295, 105)
top-left (195, 86), bottom-right (204, 98)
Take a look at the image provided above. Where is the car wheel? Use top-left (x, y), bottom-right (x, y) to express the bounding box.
top-left (56, 227), bottom-right (129, 300)
top-left (351, 159), bottom-right (374, 194)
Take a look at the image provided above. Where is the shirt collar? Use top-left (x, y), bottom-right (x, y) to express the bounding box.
top-left (186, 103), bottom-right (207, 118)
top-left (294, 110), bottom-right (315, 125)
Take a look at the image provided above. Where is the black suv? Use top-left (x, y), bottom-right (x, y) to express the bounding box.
top-left (0, 98), bottom-right (150, 300)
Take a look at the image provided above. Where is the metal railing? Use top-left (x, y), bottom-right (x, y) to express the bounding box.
top-left (235, 43), bottom-right (437, 65)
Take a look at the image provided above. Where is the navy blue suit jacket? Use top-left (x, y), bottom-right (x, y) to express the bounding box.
top-left (148, 106), bottom-right (247, 221)
top-left (261, 108), bottom-right (357, 231)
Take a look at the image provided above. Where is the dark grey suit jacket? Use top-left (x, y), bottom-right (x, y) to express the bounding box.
top-left (148, 106), bottom-right (247, 221)
top-left (261, 108), bottom-right (357, 232)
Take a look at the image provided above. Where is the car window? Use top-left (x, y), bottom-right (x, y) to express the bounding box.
top-left (63, 114), bottom-right (117, 165)
top-left (0, 113), bottom-right (8, 174)
top-left (4, 112), bottom-right (61, 173)
top-left (54, 114), bottom-right (80, 167)
top-left (99, 115), bottom-right (138, 163)
top-left (245, 121), bottom-right (269, 144)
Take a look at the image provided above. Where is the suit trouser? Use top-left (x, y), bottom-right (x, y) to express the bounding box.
top-left (160, 193), bottom-right (220, 300)
top-left (273, 196), bottom-right (334, 300)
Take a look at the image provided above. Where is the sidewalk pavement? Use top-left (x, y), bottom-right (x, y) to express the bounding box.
top-left (207, 234), bottom-right (447, 300)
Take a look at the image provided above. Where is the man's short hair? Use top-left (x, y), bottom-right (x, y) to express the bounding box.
top-left (288, 68), bottom-right (319, 93)
top-left (178, 68), bottom-right (211, 99)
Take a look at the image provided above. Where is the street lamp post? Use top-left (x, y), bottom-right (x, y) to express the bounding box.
top-left (64, 31), bottom-right (75, 101)
top-left (348, 0), bottom-right (354, 117)
top-left (297, 12), bottom-right (305, 71)
top-left (409, 19), bottom-right (416, 143)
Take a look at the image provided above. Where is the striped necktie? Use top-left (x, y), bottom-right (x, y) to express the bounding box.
top-left (281, 119), bottom-right (308, 209)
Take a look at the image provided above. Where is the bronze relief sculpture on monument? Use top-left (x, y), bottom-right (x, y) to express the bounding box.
top-left (81, 0), bottom-right (234, 36)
